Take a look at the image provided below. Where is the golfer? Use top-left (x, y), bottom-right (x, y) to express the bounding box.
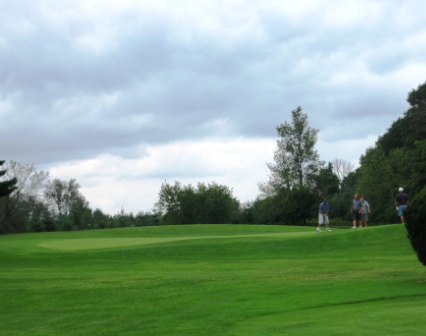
top-left (317, 199), bottom-right (330, 232)
top-left (360, 197), bottom-right (370, 227)
top-left (351, 194), bottom-right (363, 228)
top-left (395, 187), bottom-right (409, 223)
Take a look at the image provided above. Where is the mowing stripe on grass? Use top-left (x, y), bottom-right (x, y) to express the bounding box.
top-left (38, 231), bottom-right (317, 251)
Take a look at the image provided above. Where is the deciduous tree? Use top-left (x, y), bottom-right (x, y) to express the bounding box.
top-left (45, 178), bottom-right (82, 216)
top-left (267, 107), bottom-right (322, 189)
top-left (155, 181), bottom-right (239, 224)
top-left (332, 158), bottom-right (354, 182)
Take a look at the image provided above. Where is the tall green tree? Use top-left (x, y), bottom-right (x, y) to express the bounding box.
top-left (407, 140), bottom-right (426, 195)
top-left (250, 186), bottom-right (316, 225)
top-left (358, 146), bottom-right (398, 223)
top-left (312, 162), bottom-right (340, 200)
top-left (405, 82), bottom-right (426, 147)
top-left (267, 107), bottom-right (322, 189)
top-left (378, 81), bottom-right (426, 153)
top-left (155, 181), bottom-right (239, 224)
top-left (195, 182), bottom-right (239, 224)
top-left (357, 81), bottom-right (426, 224)
top-left (155, 181), bottom-right (192, 224)
top-left (92, 208), bottom-right (109, 229)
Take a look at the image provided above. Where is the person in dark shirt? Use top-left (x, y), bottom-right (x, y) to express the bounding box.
top-left (395, 187), bottom-right (409, 223)
top-left (351, 194), bottom-right (363, 228)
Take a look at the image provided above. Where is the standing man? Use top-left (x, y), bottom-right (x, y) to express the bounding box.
top-left (360, 197), bottom-right (371, 227)
top-left (395, 187), bottom-right (409, 223)
top-left (351, 194), bottom-right (363, 228)
top-left (317, 199), bottom-right (330, 232)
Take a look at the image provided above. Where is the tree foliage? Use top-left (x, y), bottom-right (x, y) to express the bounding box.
top-left (156, 181), bottom-right (239, 225)
top-left (332, 158), bottom-right (354, 182)
top-left (45, 178), bottom-right (84, 216)
top-left (250, 186), bottom-right (316, 226)
top-left (378, 81), bottom-right (426, 153)
top-left (357, 146), bottom-right (398, 223)
top-left (355, 81), bottom-right (426, 224)
top-left (0, 160), bottom-right (17, 198)
top-left (405, 185), bottom-right (426, 266)
top-left (0, 160), bottom-right (163, 234)
top-left (0, 161), bottom-right (49, 233)
top-left (329, 170), bottom-right (358, 220)
top-left (267, 107), bottom-right (322, 189)
top-left (257, 107), bottom-right (325, 225)
top-left (44, 178), bottom-right (93, 231)
top-left (0, 161), bottom-right (52, 233)
top-left (312, 163), bottom-right (340, 200)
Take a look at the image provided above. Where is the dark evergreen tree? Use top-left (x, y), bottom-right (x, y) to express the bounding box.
top-left (0, 160), bottom-right (17, 198)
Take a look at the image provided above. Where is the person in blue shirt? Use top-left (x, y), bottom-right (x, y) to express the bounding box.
top-left (317, 199), bottom-right (330, 232)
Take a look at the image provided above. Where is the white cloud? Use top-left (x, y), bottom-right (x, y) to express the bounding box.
top-left (48, 137), bottom-right (276, 213)
top-left (46, 133), bottom-right (382, 214)
top-left (317, 134), bottom-right (378, 167)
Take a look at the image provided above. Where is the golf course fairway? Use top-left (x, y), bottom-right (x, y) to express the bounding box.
top-left (1, 224), bottom-right (425, 335)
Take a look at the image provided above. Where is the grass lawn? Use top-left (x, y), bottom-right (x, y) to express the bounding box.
top-left (0, 224), bottom-right (425, 335)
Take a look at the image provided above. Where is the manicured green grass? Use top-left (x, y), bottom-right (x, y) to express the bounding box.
top-left (1, 224), bottom-right (425, 335)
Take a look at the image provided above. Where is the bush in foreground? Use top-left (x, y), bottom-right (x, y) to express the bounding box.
top-left (405, 185), bottom-right (426, 266)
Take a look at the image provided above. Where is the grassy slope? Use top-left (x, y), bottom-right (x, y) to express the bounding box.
top-left (0, 224), bottom-right (425, 335)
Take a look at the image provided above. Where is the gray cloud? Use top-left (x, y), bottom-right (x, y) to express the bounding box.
top-left (1, 0), bottom-right (426, 167)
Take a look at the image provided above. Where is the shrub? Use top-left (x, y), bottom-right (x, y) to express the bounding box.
top-left (405, 185), bottom-right (426, 266)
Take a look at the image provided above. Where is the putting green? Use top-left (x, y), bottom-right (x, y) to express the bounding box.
top-left (38, 231), bottom-right (317, 251)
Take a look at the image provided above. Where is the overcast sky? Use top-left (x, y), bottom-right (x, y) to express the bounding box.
top-left (1, 0), bottom-right (425, 214)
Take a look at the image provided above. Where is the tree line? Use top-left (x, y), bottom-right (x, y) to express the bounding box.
top-left (246, 81), bottom-right (425, 226)
top-left (0, 161), bottom-right (159, 234)
top-left (354, 81), bottom-right (426, 223)
top-left (1, 81), bottom-right (425, 233)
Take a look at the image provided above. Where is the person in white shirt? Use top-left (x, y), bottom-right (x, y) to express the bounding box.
top-left (360, 197), bottom-right (370, 227)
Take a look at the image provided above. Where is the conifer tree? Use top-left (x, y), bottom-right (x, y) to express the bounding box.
top-left (0, 160), bottom-right (17, 198)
